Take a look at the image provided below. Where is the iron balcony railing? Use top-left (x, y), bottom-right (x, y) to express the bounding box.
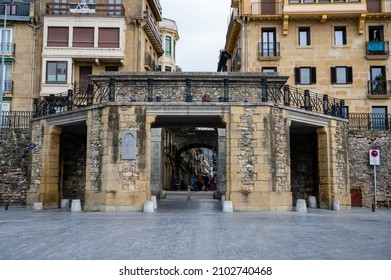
top-left (258, 42), bottom-right (280, 57)
top-left (46, 2), bottom-right (125, 16)
top-left (144, 52), bottom-right (158, 71)
top-left (33, 77), bottom-right (347, 120)
top-left (367, 79), bottom-right (391, 95)
top-left (0, 111), bottom-right (32, 129)
top-left (366, 41), bottom-right (389, 56)
top-left (349, 113), bottom-right (391, 131)
top-left (0, 43), bottom-right (15, 56)
top-left (232, 48), bottom-right (242, 71)
top-left (0, 3), bottom-right (30, 19)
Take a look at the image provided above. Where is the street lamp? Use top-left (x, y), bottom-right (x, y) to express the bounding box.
top-left (0, 0), bottom-right (23, 136)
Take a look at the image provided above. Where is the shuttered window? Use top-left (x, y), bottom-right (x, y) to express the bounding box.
top-left (73, 27), bottom-right (94, 47)
top-left (47, 27), bottom-right (69, 47)
top-left (331, 66), bottom-right (353, 84)
top-left (294, 67), bottom-right (316, 85)
top-left (98, 28), bottom-right (119, 48)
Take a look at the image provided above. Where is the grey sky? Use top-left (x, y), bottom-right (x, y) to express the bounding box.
top-left (160, 0), bottom-right (232, 72)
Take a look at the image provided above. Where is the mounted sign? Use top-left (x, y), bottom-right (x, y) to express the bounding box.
top-left (369, 149), bottom-right (380, 166)
top-left (70, 3), bottom-right (96, 13)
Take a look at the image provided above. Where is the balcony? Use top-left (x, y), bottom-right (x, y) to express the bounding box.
top-left (365, 41), bottom-right (389, 59)
top-left (258, 42), bottom-right (280, 61)
top-left (46, 2), bottom-right (125, 16)
top-left (0, 3), bottom-right (30, 22)
top-left (283, 0), bottom-right (367, 17)
top-left (367, 80), bottom-right (391, 98)
top-left (250, 1), bottom-right (283, 16)
top-left (147, 0), bottom-right (163, 21)
top-left (2, 80), bottom-right (14, 94)
top-left (225, 11), bottom-right (242, 54)
top-left (143, 12), bottom-right (163, 56)
top-left (144, 52), bottom-right (157, 71)
top-left (0, 43), bottom-right (15, 56)
top-left (349, 113), bottom-right (391, 131)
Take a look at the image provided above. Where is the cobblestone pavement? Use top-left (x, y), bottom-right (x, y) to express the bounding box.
top-left (1, 191), bottom-right (390, 260)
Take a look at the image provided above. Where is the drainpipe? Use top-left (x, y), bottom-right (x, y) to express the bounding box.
top-left (28, 23), bottom-right (41, 112)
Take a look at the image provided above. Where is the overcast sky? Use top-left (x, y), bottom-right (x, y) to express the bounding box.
top-left (160, 0), bottom-right (232, 72)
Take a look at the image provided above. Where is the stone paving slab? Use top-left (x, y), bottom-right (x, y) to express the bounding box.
top-left (0, 193), bottom-right (390, 260)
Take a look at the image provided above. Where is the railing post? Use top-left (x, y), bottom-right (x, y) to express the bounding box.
top-left (147, 78), bottom-right (154, 102)
top-left (185, 78), bottom-right (192, 102)
top-left (304, 90), bottom-right (311, 111)
top-left (67, 89), bottom-right (73, 111)
top-left (323, 94), bottom-right (329, 115)
top-left (49, 94), bottom-right (55, 114)
top-left (224, 78), bottom-right (230, 102)
top-left (283, 85), bottom-right (290, 106)
top-left (87, 84), bottom-right (93, 106)
top-left (340, 99), bottom-right (345, 118)
top-left (109, 78), bottom-right (115, 102)
top-left (261, 78), bottom-right (268, 102)
top-left (33, 98), bottom-right (38, 117)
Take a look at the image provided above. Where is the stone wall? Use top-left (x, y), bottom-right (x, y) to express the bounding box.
top-left (348, 130), bottom-right (391, 208)
top-left (0, 129), bottom-right (30, 206)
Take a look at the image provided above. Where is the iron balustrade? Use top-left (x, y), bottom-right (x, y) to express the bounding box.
top-left (349, 113), bottom-right (391, 131)
top-left (366, 41), bottom-right (389, 56)
top-left (367, 79), bottom-right (391, 95)
top-left (33, 77), bottom-right (347, 119)
top-left (258, 42), bottom-right (280, 57)
top-left (0, 111), bottom-right (32, 128)
top-left (45, 2), bottom-right (125, 16)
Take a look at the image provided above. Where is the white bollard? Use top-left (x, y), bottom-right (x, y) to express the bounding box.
top-left (61, 199), bottom-right (70, 209)
top-left (71, 199), bottom-right (82, 212)
top-left (332, 199), bottom-right (340, 211)
top-left (308, 196), bottom-right (317, 208)
top-left (151, 196), bottom-right (157, 209)
top-left (33, 202), bottom-right (43, 211)
top-left (143, 201), bottom-right (154, 213)
top-left (223, 201), bottom-right (233, 212)
top-left (295, 199), bottom-right (307, 213)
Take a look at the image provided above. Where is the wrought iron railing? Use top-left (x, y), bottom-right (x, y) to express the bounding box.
top-left (0, 111), bottom-right (32, 129)
top-left (258, 42), bottom-right (280, 57)
top-left (367, 79), bottom-right (391, 95)
top-left (33, 77), bottom-right (347, 119)
top-left (349, 113), bottom-right (391, 131)
top-left (46, 2), bottom-right (125, 16)
top-left (144, 52), bottom-right (158, 71)
top-left (232, 48), bottom-right (242, 71)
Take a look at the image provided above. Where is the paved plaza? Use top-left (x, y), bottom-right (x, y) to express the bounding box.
top-left (0, 191), bottom-right (390, 260)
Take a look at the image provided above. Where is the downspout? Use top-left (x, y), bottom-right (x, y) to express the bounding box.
top-left (28, 22), bottom-right (41, 112)
top-left (243, 15), bottom-right (249, 72)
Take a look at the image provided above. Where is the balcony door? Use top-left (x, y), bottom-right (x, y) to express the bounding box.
top-left (372, 106), bottom-right (388, 130)
top-left (262, 29), bottom-right (276, 56)
top-left (0, 29), bottom-right (12, 55)
top-left (79, 66), bottom-right (92, 94)
top-left (370, 66), bottom-right (386, 94)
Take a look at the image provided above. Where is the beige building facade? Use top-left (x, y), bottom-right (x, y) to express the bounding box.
top-left (158, 17), bottom-right (180, 72)
top-left (222, 0), bottom-right (391, 117)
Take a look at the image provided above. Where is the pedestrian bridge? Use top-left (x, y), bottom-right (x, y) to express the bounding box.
top-left (28, 72), bottom-right (351, 212)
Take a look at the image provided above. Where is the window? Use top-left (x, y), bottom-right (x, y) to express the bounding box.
top-left (294, 67), bottom-right (316, 85)
top-left (334, 26), bottom-right (347, 46)
top-left (108, 0), bottom-right (122, 15)
top-left (262, 29), bottom-right (276, 56)
top-left (1, 64), bottom-right (12, 92)
top-left (165, 36), bottom-right (172, 55)
top-left (46, 61), bottom-right (67, 83)
top-left (73, 27), bottom-right (94, 47)
top-left (98, 28), bottom-right (119, 48)
top-left (262, 67), bottom-right (277, 73)
top-left (165, 66), bottom-right (172, 72)
top-left (0, 29), bottom-right (12, 55)
top-left (298, 27), bottom-right (310, 46)
top-left (370, 66), bottom-right (386, 94)
top-left (105, 66), bottom-right (118, 72)
top-left (47, 27), bottom-right (69, 47)
top-left (53, 0), bottom-right (66, 15)
top-left (331, 66), bottom-right (353, 84)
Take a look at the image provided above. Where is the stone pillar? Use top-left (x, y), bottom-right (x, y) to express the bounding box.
top-left (217, 128), bottom-right (226, 196)
top-left (40, 123), bottom-right (62, 208)
top-left (317, 126), bottom-right (333, 209)
top-left (150, 128), bottom-right (162, 197)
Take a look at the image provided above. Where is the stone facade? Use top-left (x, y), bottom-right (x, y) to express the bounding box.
top-left (348, 130), bottom-right (391, 208)
top-left (0, 129), bottom-right (30, 206)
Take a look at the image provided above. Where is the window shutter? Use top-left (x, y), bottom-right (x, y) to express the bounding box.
top-left (347, 67), bottom-right (353, 84)
top-left (331, 67), bottom-right (336, 84)
top-left (294, 67), bottom-right (300, 84)
top-left (310, 67), bottom-right (316, 84)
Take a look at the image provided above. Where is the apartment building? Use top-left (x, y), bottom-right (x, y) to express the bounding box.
top-left (158, 17), bottom-right (180, 72)
top-left (0, 0), bottom-right (35, 114)
top-left (221, 0), bottom-right (391, 122)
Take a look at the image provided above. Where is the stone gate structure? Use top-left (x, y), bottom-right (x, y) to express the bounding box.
top-left (27, 72), bottom-right (350, 211)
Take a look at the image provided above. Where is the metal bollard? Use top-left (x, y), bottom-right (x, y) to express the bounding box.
top-left (187, 186), bottom-right (191, 200)
top-left (5, 201), bottom-right (9, 210)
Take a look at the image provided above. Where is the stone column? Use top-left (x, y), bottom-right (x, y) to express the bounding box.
top-left (150, 128), bottom-right (162, 197)
top-left (40, 122), bottom-right (62, 208)
top-left (217, 128), bottom-right (226, 196)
